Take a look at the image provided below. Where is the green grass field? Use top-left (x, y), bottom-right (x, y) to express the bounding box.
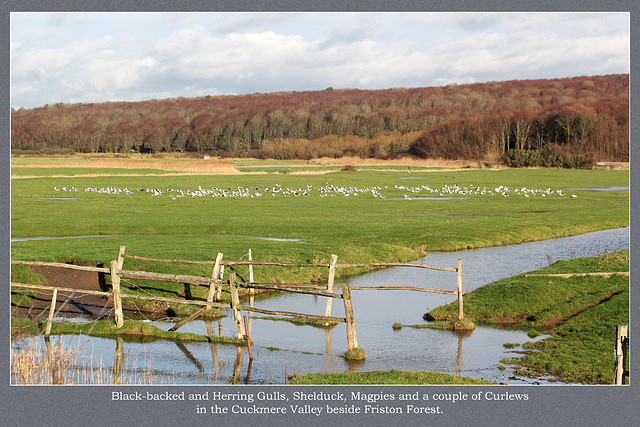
top-left (11, 164), bottom-right (628, 286)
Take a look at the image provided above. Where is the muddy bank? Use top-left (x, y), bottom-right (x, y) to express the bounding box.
top-left (11, 262), bottom-right (200, 322)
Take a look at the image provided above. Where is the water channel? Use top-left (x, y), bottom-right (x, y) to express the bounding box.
top-left (12, 227), bottom-right (629, 385)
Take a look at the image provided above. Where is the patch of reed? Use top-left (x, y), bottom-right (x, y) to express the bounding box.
top-left (11, 337), bottom-right (171, 385)
top-left (313, 156), bottom-right (485, 168)
top-left (14, 159), bottom-right (239, 174)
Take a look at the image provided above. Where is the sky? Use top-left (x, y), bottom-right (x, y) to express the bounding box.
top-left (10, 11), bottom-right (630, 109)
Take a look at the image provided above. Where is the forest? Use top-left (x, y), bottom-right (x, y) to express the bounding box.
top-left (10, 74), bottom-right (629, 165)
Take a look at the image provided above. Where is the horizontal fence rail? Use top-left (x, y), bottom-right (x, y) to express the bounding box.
top-left (11, 260), bottom-right (109, 273)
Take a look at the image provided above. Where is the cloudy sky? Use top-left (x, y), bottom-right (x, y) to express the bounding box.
top-left (10, 11), bottom-right (630, 109)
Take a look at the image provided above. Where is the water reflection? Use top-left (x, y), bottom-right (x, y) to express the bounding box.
top-left (113, 336), bottom-right (124, 385)
top-left (12, 227), bottom-right (629, 385)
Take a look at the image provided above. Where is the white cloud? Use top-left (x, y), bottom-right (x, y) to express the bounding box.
top-left (10, 12), bottom-right (630, 108)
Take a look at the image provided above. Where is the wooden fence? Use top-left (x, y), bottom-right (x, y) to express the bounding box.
top-left (11, 245), bottom-right (465, 357)
top-left (122, 248), bottom-right (465, 318)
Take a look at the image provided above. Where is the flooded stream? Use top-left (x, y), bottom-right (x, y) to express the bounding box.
top-left (12, 227), bottom-right (629, 385)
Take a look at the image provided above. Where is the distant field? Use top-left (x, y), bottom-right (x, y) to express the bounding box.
top-left (10, 155), bottom-right (629, 283)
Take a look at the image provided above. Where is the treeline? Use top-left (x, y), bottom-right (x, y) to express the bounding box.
top-left (11, 74), bottom-right (629, 163)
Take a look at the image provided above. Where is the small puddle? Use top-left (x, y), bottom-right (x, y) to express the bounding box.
top-left (570, 186), bottom-right (629, 191)
top-left (11, 233), bottom-right (303, 243)
top-left (386, 197), bottom-right (472, 200)
top-left (38, 197), bottom-right (78, 200)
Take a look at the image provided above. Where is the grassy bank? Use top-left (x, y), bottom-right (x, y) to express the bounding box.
top-left (426, 250), bottom-right (629, 384)
top-left (288, 369), bottom-right (492, 385)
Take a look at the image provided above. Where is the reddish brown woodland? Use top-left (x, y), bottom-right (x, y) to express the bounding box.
top-left (11, 75), bottom-right (629, 164)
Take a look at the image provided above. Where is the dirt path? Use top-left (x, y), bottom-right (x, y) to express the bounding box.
top-left (11, 262), bottom-right (153, 322)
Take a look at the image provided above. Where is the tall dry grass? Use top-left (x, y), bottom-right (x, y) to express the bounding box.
top-left (11, 338), bottom-right (167, 385)
top-left (311, 156), bottom-right (487, 168)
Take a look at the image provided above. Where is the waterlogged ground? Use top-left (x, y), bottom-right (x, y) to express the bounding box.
top-left (11, 227), bottom-right (629, 385)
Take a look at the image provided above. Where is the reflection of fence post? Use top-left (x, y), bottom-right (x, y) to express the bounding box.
top-left (110, 260), bottom-right (124, 328)
top-left (229, 271), bottom-right (246, 338)
top-left (457, 259), bottom-right (464, 320)
top-left (325, 254), bottom-right (338, 317)
top-left (615, 325), bottom-right (629, 385)
top-left (232, 346), bottom-right (245, 385)
top-left (342, 283), bottom-right (358, 351)
top-left (207, 253), bottom-right (223, 308)
top-left (205, 321), bottom-right (222, 376)
top-left (113, 336), bottom-right (124, 385)
top-left (44, 288), bottom-right (58, 337)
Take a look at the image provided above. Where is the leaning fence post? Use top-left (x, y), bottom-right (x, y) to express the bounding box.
top-left (44, 288), bottom-right (58, 337)
top-left (110, 260), bottom-right (124, 328)
top-left (615, 325), bottom-right (629, 385)
top-left (207, 253), bottom-right (223, 308)
top-left (342, 283), bottom-right (358, 351)
top-left (325, 254), bottom-right (338, 317)
top-left (229, 271), bottom-right (246, 338)
top-left (216, 265), bottom-right (225, 301)
top-left (117, 245), bottom-right (126, 269)
top-left (457, 259), bottom-right (464, 320)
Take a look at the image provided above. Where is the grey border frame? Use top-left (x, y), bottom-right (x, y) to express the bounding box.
top-left (2, 1), bottom-right (637, 426)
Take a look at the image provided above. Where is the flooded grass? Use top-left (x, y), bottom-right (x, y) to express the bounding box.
top-left (258, 316), bottom-right (339, 328)
top-left (288, 369), bottom-right (493, 385)
top-left (12, 318), bottom-right (246, 345)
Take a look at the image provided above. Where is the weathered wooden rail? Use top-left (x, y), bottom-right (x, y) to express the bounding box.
top-left (12, 245), bottom-right (465, 358)
top-left (119, 247), bottom-right (465, 317)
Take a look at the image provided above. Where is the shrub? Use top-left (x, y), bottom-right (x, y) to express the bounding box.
top-left (572, 153), bottom-right (596, 169)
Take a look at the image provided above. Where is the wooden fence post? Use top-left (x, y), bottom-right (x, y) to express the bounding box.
top-left (216, 265), bottom-right (225, 301)
top-left (248, 249), bottom-right (255, 335)
top-left (342, 283), bottom-right (358, 351)
top-left (457, 259), bottom-right (464, 320)
top-left (207, 253), bottom-right (223, 308)
top-left (44, 288), bottom-right (58, 337)
top-left (615, 325), bottom-right (629, 385)
top-left (325, 254), bottom-right (338, 317)
top-left (117, 245), bottom-right (126, 269)
top-left (248, 249), bottom-right (255, 296)
top-left (110, 260), bottom-right (124, 328)
top-left (229, 271), bottom-right (246, 338)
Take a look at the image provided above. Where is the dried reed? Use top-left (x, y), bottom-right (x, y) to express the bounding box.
top-left (10, 337), bottom-right (170, 385)
top-left (312, 156), bottom-right (485, 168)
top-left (13, 159), bottom-right (239, 174)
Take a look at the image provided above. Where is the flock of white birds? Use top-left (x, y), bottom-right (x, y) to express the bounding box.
top-left (51, 183), bottom-right (578, 200)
